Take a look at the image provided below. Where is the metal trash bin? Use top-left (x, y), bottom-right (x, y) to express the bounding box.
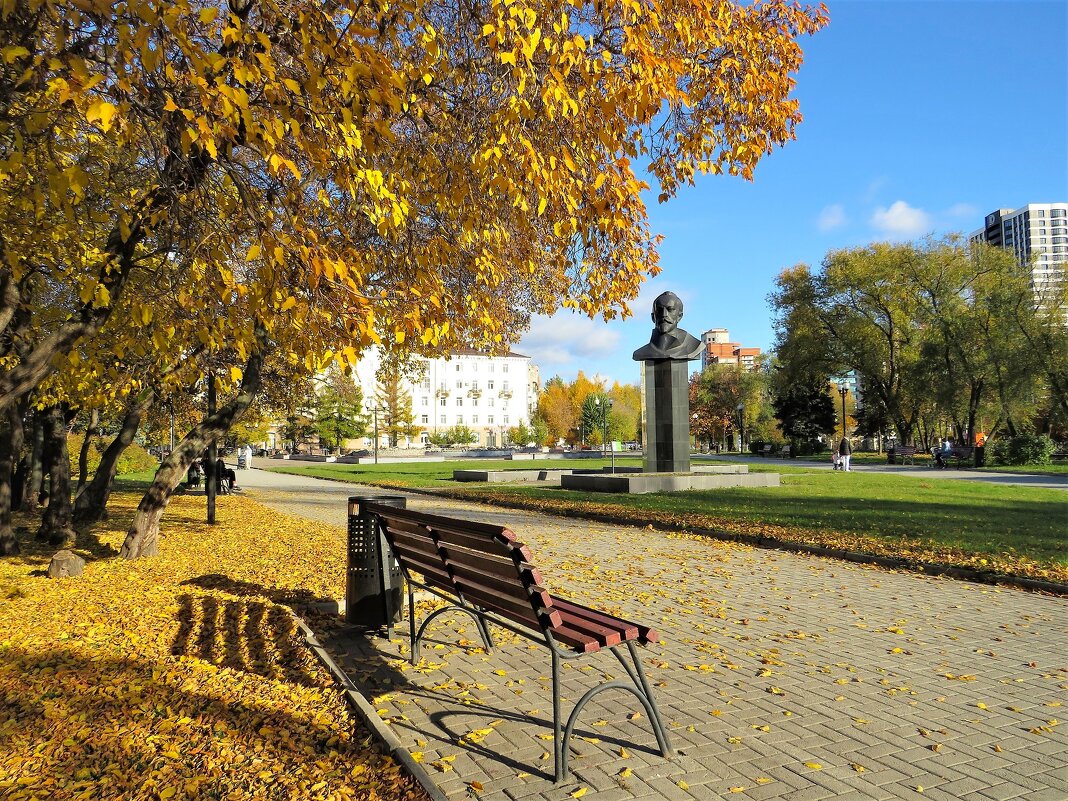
top-left (347, 495), bottom-right (406, 631)
top-left (974, 445), bottom-right (986, 468)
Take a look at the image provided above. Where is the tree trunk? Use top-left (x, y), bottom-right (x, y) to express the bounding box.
top-left (75, 408), bottom-right (101, 495)
top-left (18, 411), bottom-right (45, 511)
top-left (73, 391), bottom-right (152, 525)
top-left (122, 337), bottom-right (268, 560)
top-left (0, 401), bottom-right (26, 555)
top-left (38, 405), bottom-right (76, 546)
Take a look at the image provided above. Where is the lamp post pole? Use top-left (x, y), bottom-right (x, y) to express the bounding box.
top-left (369, 406), bottom-right (381, 464)
top-left (838, 383), bottom-right (848, 442)
top-left (736, 402), bottom-right (744, 454)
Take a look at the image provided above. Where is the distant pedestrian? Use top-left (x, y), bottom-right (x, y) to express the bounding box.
top-left (838, 437), bottom-right (852, 472)
top-left (244, 444), bottom-right (254, 470)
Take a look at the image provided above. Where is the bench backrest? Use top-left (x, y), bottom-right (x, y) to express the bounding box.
top-left (897, 446), bottom-right (917, 455)
top-left (367, 503), bottom-right (563, 633)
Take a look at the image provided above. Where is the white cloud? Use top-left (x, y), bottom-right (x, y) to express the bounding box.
top-left (517, 313), bottom-right (621, 365)
top-left (870, 200), bottom-right (932, 236)
top-left (817, 203), bottom-right (847, 232)
top-left (944, 202), bottom-right (978, 219)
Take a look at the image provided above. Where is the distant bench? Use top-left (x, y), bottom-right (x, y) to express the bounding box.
top-left (936, 446), bottom-right (974, 468)
top-left (367, 503), bottom-right (674, 782)
top-left (759, 444), bottom-right (773, 457)
top-left (889, 445), bottom-right (918, 465)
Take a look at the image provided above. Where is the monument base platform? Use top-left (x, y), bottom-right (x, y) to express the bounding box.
top-left (560, 471), bottom-right (780, 494)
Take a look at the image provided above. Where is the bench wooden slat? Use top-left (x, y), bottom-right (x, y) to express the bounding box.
top-left (432, 525), bottom-right (535, 563)
top-left (439, 544), bottom-right (542, 584)
top-left (445, 558), bottom-right (544, 602)
top-left (546, 623), bottom-right (602, 653)
top-left (452, 581), bottom-right (562, 630)
top-left (370, 504), bottom-right (514, 541)
top-left (386, 528), bottom-right (442, 560)
top-left (551, 597), bottom-right (638, 639)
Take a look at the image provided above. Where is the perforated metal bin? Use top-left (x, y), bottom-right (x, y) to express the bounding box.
top-left (346, 495), bottom-right (406, 630)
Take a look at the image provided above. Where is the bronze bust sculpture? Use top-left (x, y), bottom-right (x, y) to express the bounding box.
top-left (632, 291), bottom-right (703, 361)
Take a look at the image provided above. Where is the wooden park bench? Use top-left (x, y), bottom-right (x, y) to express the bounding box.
top-left (778, 444), bottom-right (792, 458)
top-left (365, 502), bottom-right (674, 782)
top-left (759, 443), bottom-right (773, 457)
top-left (935, 445), bottom-right (974, 468)
top-left (889, 445), bottom-right (918, 465)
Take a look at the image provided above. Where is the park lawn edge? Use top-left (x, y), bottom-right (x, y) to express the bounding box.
top-left (268, 467), bottom-right (1067, 590)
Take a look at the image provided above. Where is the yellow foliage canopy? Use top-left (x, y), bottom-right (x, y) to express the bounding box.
top-left (0, 0), bottom-right (827, 411)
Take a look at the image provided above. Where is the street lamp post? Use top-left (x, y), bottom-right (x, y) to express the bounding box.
top-left (837, 382), bottom-right (849, 442)
top-left (736, 402), bottom-right (744, 454)
top-left (369, 406), bottom-right (381, 464)
top-left (594, 397), bottom-right (614, 472)
top-left (692, 412), bottom-right (699, 452)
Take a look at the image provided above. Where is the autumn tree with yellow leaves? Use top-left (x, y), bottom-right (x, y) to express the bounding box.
top-left (0, 0), bottom-right (828, 556)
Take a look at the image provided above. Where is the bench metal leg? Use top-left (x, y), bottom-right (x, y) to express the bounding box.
top-left (551, 642), bottom-right (675, 783)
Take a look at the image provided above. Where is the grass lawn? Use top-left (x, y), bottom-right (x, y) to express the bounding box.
top-left (0, 488), bottom-right (427, 801)
top-left (269, 459), bottom-right (1067, 583)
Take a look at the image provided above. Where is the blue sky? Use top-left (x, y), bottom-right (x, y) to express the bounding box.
top-left (517, 0), bottom-right (1068, 387)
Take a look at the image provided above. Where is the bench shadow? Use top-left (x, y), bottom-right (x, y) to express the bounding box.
top-left (173, 574), bottom-right (340, 688)
top-left (308, 611), bottom-right (662, 781)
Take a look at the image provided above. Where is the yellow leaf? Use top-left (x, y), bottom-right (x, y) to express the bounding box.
top-left (199, 7), bottom-right (218, 23)
top-left (246, 243), bottom-right (262, 261)
top-left (160, 788), bottom-right (177, 800)
top-left (804, 761), bottom-right (823, 770)
top-left (410, 751), bottom-right (423, 762)
top-left (87, 99), bottom-right (119, 132)
top-left (469, 780), bottom-right (484, 792)
top-left (729, 787), bottom-right (745, 793)
top-left (851, 763), bottom-right (866, 772)
top-left (570, 788), bottom-right (587, 798)
top-left (618, 767), bottom-right (632, 778)
top-left (677, 781), bottom-right (689, 790)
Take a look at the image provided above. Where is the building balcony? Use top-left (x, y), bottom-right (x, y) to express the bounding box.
top-left (435, 387), bottom-right (450, 398)
top-left (467, 388), bottom-right (482, 398)
top-left (498, 390), bottom-right (512, 399)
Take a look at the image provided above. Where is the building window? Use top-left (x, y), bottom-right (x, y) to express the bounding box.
top-left (456, 397), bottom-right (463, 406)
top-left (421, 415), bottom-right (428, 424)
top-left (504, 415), bottom-right (510, 424)
top-left (421, 379), bottom-right (430, 389)
top-left (440, 415), bottom-right (447, 424)
top-left (487, 380), bottom-right (494, 390)
top-left (1051, 209), bottom-right (1066, 218)
top-left (472, 398), bottom-right (478, 407)
top-left (440, 398), bottom-right (446, 406)
top-left (455, 380), bottom-right (462, 389)
top-left (488, 415), bottom-right (494, 424)
top-left (472, 415), bottom-right (478, 424)
top-left (503, 364), bottom-right (509, 373)
top-left (455, 363), bottom-right (461, 371)
top-left (456, 415), bottom-right (463, 424)
top-left (503, 381), bottom-right (510, 391)
top-left (488, 398), bottom-right (495, 407)
top-left (421, 397), bottom-right (428, 406)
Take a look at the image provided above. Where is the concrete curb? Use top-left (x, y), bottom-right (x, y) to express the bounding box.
top-left (291, 613), bottom-right (449, 801)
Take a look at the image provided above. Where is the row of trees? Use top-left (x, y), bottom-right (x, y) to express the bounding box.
top-left (535, 372), bottom-right (642, 447)
top-left (0, 0), bottom-right (827, 557)
top-left (769, 236), bottom-right (1067, 449)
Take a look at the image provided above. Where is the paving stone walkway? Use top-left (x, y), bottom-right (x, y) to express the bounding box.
top-left (238, 468), bottom-right (1067, 801)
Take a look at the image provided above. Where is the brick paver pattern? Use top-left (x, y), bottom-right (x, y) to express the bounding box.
top-left (244, 474), bottom-right (1067, 801)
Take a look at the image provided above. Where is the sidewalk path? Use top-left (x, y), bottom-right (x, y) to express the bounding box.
top-left (237, 467), bottom-right (1067, 801)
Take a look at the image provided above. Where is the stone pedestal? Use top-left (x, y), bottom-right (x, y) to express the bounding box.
top-left (642, 360), bottom-right (691, 473)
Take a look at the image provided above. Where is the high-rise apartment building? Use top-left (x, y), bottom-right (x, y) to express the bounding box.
top-left (969, 203), bottom-right (1068, 294)
top-left (700, 328), bottom-right (762, 371)
top-left (351, 347), bottom-right (534, 448)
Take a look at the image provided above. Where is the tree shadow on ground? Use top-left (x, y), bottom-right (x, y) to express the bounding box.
top-left (0, 645), bottom-right (412, 797)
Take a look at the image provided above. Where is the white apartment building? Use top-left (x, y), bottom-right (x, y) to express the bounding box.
top-left (969, 203), bottom-right (1068, 295)
top-left (351, 347), bottom-right (533, 448)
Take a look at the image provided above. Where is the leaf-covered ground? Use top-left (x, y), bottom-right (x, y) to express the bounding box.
top-left (0, 493), bottom-right (428, 801)
top-left (418, 483), bottom-right (1068, 586)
